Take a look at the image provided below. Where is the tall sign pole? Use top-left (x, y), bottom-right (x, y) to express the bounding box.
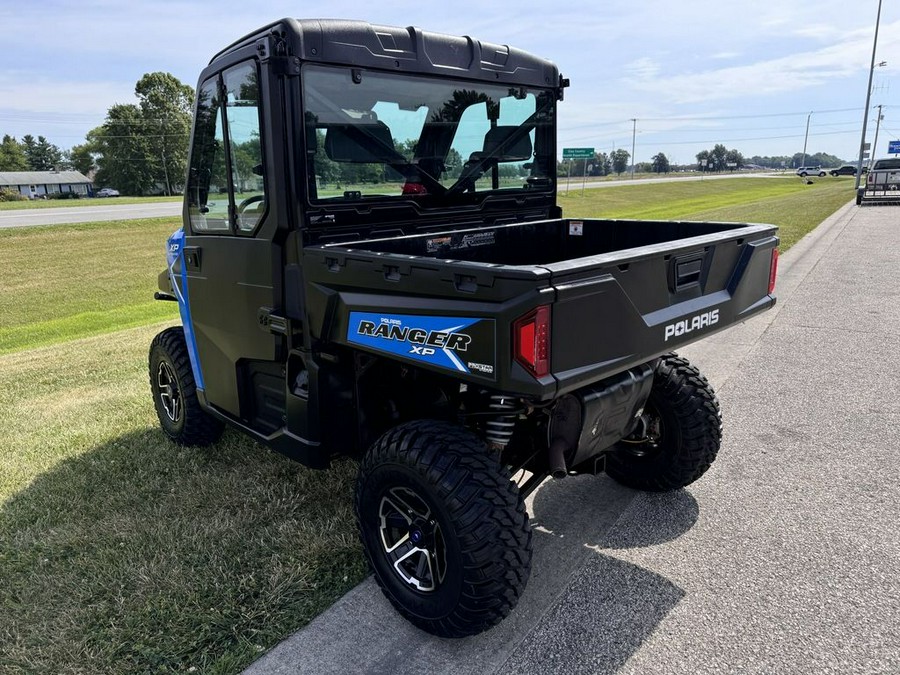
top-left (855, 0), bottom-right (883, 190)
top-left (562, 147), bottom-right (595, 196)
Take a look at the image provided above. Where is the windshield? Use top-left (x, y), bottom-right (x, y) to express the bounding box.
top-left (301, 64), bottom-right (556, 204)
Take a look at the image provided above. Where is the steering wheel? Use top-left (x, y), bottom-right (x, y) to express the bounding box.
top-left (237, 194), bottom-right (265, 213)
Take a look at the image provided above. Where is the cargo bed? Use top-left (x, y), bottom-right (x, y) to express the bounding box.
top-left (303, 217), bottom-right (779, 399)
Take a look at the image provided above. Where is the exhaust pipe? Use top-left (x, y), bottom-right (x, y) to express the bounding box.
top-left (549, 438), bottom-right (568, 479)
top-left (548, 395), bottom-right (582, 479)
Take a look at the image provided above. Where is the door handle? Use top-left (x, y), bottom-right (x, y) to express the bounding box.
top-left (183, 246), bottom-right (201, 271)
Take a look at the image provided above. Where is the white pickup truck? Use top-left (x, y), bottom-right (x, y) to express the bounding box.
top-left (857, 158), bottom-right (900, 205)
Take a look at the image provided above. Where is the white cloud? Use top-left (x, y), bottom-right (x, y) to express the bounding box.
top-left (624, 19), bottom-right (900, 105)
top-left (625, 58), bottom-right (661, 80)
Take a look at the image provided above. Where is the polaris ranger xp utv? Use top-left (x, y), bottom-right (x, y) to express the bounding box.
top-left (150, 19), bottom-right (779, 638)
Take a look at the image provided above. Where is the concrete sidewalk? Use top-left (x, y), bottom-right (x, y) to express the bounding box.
top-left (247, 201), bottom-right (900, 674)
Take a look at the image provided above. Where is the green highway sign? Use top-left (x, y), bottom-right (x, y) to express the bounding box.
top-left (563, 147), bottom-right (594, 159)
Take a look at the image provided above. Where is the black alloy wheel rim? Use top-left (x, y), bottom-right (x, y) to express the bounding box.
top-left (378, 486), bottom-right (448, 592)
top-left (157, 361), bottom-right (182, 423)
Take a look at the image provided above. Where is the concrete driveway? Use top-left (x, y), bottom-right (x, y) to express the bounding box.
top-left (247, 201), bottom-right (899, 674)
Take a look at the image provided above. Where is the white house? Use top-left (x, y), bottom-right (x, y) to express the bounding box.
top-left (0, 170), bottom-right (92, 198)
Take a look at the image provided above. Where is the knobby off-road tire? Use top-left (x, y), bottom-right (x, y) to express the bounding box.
top-left (606, 353), bottom-right (722, 492)
top-left (355, 420), bottom-right (532, 638)
top-left (149, 327), bottom-right (224, 446)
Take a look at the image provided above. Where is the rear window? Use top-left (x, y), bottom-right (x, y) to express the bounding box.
top-left (873, 159), bottom-right (900, 170)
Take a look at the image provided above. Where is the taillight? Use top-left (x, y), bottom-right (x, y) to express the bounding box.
top-left (769, 248), bottom-right (779, 294)
top-left (513, 305), bottom-right (551, 378)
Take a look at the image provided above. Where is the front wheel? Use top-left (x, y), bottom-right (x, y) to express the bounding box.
top-left (605, 354), bottom-right (722, 492)
top-left (818, 171), bottom-right (826, 177)
top-left (149, 327), bottom-right (224, 446)
top-left (355, 420), bottom-right (532, 637)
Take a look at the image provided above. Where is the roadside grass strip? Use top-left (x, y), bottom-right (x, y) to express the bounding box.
top-left (0, 325), bottom-right (366, 673)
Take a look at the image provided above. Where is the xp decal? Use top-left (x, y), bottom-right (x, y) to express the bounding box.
top-left (348, 312), bottom-right (496, 379)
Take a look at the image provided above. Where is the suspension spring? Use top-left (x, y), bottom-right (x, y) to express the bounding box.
top-left (485, 395), bottom-right (518, 448)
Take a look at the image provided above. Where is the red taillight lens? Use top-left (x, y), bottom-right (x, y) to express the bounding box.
top-left (514, 305), bottom-right (551, 378)
top-left (769, 248), bottom-right (779, 294)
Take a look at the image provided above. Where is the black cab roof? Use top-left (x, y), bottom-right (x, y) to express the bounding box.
top-left (209, 19), bottom-right (560, 90)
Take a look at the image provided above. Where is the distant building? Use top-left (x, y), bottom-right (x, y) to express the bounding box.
top-left (0, 170), bottom-right (92, 198)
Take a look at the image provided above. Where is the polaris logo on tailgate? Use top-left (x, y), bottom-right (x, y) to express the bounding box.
top-left (665, 309), bottom-right (719, 342)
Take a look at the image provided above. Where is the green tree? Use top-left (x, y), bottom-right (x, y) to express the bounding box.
top-left (591, 151), bottom-right (611, 176)
top-left (65, 144), bottom-right (96, 176)
top-left (90, 72), bottom-right (193, 195)
top-left (22, 134), bottom-right (62, 171)
top-left (0, 135), bottom-right (28, 171)
top-left (696, 149), bottom-right (711, 171)
top-left (611, 148), bottom-right (630, 175)
top-left (651, 152), bottom-right (670, 174)
top-left (725, 149), bottom-right (744, 170)
top-left (89, 104), bottom-right (155, 195)
top-left (135, 72), bottom-right (193, 195)
top-left (710, 144), bottom-right (728, 172)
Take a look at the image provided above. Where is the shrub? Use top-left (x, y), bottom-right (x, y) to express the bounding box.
top-left (0, 188), bottom-right (27, 202)
top-left (47, 191), bottom-right (82, 200)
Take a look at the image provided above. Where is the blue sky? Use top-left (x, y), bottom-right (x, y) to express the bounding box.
top-left (2, 0), bottom-right (898, 164)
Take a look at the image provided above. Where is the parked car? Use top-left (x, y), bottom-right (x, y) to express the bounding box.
top-left (796, 166), bottom-right (826, 177)
top-left (830, 165), bottom-right (857, 176)
top-left (96, 187), bottom-right (120, 197)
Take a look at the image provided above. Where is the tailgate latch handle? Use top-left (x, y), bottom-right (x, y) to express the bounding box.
top-left (672, 254), bottom-right (704, 292)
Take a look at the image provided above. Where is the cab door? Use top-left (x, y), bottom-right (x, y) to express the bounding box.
top-left (181, 55), bottom-right (280, 419)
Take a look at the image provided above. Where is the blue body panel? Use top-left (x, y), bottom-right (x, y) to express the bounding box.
top-left (166, 228), bottom-right (205, 390)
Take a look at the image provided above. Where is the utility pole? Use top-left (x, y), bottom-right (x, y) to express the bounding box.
top-left (855, 0), bottom-right (883, 190)
top-left (801, 111), bottom-right (812, 168)
top-left (630, 118), bottom-right (637, 179)
top-left (871, 104), bottom-right (884, 170)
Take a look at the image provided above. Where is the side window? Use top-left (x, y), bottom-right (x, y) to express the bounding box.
top-left (222, 62), bottom-right (266, 232)
top-left (188, 77), bottom-right (230, 232)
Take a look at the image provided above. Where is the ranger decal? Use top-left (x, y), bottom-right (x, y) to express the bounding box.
top-left (348, 312), bottom-right (496, 379)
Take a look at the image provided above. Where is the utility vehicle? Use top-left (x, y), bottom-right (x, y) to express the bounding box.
top-left (150, 19), bottom-right (779, 638)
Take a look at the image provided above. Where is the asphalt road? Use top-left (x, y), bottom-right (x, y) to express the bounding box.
top-left (0, 201), bottom-right (181, 228)
top-left (245, 200), bottom-right (900, 674)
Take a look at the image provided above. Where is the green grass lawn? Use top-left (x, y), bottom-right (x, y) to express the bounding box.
top-left (559, 176), bottom-right (855, 250)
top-left (0, 196), bottom-right (182, 211)
top-left (0, 178), bottom-right (853, 673)
top-left (0, 218), bottom-right (182, 354)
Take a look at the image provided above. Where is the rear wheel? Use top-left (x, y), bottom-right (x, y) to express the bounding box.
top-left (355, 420), bottom-right (532, 637)
top-left (149, 327), bottom-right (224, 446)
top-left (605, 354), bottom-right (721, 492)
